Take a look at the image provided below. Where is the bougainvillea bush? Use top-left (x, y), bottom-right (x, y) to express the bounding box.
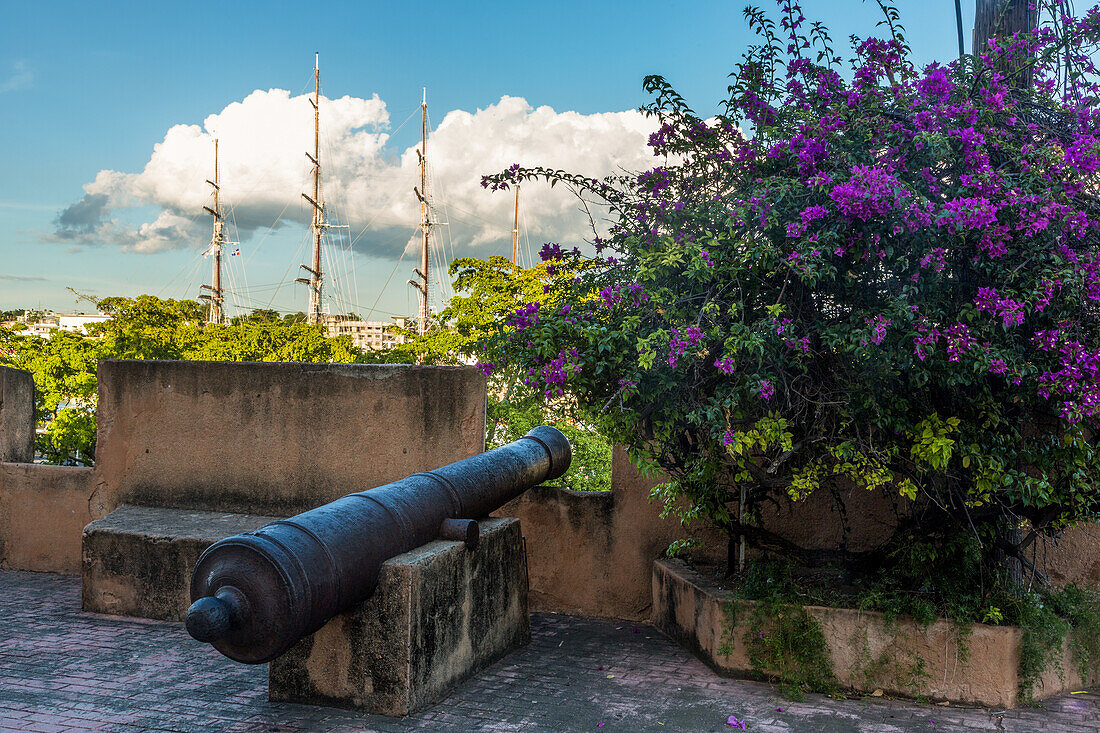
top-left (481, 1), bottom-right (1100, 584)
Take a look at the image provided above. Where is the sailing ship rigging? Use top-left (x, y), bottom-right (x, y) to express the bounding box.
top-left (408, 88), bottom-right (433, 337)
top-left (187, 57), bottom-right (456, 331)
top-left (198, 138), bottom-right (234, 324)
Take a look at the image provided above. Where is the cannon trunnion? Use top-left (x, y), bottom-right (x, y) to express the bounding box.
top-left (185, 426), bottom-right (571, 664)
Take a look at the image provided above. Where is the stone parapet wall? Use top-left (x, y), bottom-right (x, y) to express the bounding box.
top-left (0, 462), bottom-right (94, 573)
top-left (0, 361), bottom-right (485, 574)
top-left (95, 360), bottom-right (486, 516)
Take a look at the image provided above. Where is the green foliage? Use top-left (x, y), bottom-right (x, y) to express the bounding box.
top-left (37, 407), bottom-right (97, 466)
top-left (488, 392), bottom-right (611, 493)
top-left (1014, 585), bottom-right (1100, 703)
top-left (394, 255), bottom-right (591, 364)
top-left (396, 256), bottom-right (614, 491)
top-left (0, 295), bottom-right (368, 464)
top-left (230, 308), bottom-right (307, 326)
top-left (720, 592), bottom-right (836, 698)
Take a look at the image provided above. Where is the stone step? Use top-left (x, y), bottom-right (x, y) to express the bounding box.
top-left (81, 504), bottom-right (281, 621)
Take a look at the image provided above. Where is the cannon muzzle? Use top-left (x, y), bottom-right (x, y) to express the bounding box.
top-left (187, 426), bottom-right (570, 663)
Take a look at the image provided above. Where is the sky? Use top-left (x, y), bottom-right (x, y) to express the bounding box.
top-left (0, 0), bottom-right (981, 321)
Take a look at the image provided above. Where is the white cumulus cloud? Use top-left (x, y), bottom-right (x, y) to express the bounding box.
top-left (50, 89), bottom-right (658, 259)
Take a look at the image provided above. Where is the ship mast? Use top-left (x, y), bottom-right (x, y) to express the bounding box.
top-left (409, 88), bottom-right (431, 337)
top-left (199, 138), bottom-right (225, 324)
top-left (297, 52), bottom-right (325, 326)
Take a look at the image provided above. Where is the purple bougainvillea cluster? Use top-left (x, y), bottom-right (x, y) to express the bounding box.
top-left (479, 1), bottom-right (1100, 561)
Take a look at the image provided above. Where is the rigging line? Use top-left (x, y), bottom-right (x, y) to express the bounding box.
top-left (339, 108), bottom-right (428, 252)
top-left (338, 210), bottom-right (358, 316)
top-left (128, 201), bottom-right (207, 293)
top-left (175, 254), bottom-right (207, 304)
top-left (364, 241), bottom-right (412, 322)
top-left (242, 192), bottom-right (297, 268)
top-left (155, 244), bottom-right (208, 299)
top-left (266, 230), bottom-right (312, 312)
top-left (433, 197), bottom-right (513, 233)
top-left (333, 204), bottom-right (362, 317)
top-left (522, 209), bottom-right (532, 269)
top-left (326, 207), bottom-right (353, 317)
top-left (228, 204), bottom-right (248, 318)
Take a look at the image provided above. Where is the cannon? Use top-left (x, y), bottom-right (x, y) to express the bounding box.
top-left (185, 426), bottom-right (570, 664)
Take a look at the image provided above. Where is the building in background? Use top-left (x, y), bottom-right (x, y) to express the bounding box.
top-left (3, 311), bottom-right (109, 338)
top-left (323, 315), bottom-right (411, 351)
top-left (58, 314), bottom-right (110, 335)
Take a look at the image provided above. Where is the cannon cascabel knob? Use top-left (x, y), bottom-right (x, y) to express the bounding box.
top-left (186, 586), bottom-right (250, 643)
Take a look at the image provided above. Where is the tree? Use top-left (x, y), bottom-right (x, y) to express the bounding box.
top-left (481, 1), bottom-right (1100, 586)
top-left (394, 255), bottom-right (580, 363)
top-left (91, 295), bottom-right (205, 359)
top-left (185, 322), bottom-right (361, 363)
top-left (393, 255), bottom-right (612, 492)
top-left (0, 295), bottom-right (371, 464)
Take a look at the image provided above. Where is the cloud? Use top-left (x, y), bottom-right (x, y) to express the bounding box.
top-left (50, 90), bottom-right (658, 258)
top-left (54, 193), bottom-right (110, 237)
top-left (0, 274), bottom-right (47, 282)
top-left (0, 60), bottom-right (33, 93)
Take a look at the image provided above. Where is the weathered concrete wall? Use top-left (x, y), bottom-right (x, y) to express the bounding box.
top-left (494, 447), bottom-right (905, 621)
top-left (0, 360), bottom-right (486, 573)
top-left (0, 366), bottom-right (34, 463)
top-left (1040, 526), bottom-right (1100, 586)
top-left (270, 518), bottom-right (529, 716)
top-left (495, 447), bottom-right (723, 621)
top-left (0, 463), bottom-right (94, 573)
top-left (95, 360), bottom-right (486, 516)
top-left (652, 558), bottom-right (1100, 708)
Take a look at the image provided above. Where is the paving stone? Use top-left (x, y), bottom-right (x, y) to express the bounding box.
top-left (0, 570), bottom-right (1098, 731)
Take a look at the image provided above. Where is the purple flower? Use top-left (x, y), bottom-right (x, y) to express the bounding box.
top-left (540, 242), bottom-right (565, 262)
top-left (828, 165), bottom-right (902, 221)
top-left (509, 302), bottom-right (540, 330)
top-left (944, 323), bottom-right (976, 362)
top-left (866, 315), bottom-right (891, 346)
top-left (941, 196), bottom-right (998, 232)
top-left (758, 380), bottom-right (775, 401)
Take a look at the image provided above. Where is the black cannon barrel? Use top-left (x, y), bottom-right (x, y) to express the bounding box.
top-left (185, 425), bottom-right (570, 664)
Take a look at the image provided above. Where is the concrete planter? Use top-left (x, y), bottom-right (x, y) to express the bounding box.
top-left (653, 558), bottom-right (1098, 708)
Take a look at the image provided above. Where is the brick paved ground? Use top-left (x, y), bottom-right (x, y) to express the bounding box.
top-left (0, 570), bottom-right (1097, 732)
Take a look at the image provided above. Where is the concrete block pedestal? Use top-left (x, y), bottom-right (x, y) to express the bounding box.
top-left (269, 517), bottom-right (530, 716)
top-left (82, 504), bottom-right (280, 620)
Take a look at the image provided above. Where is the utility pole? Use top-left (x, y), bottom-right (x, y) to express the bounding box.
top-left (512, 183), bottom-right (520, 268)
top-left (408, 88), bottom-right (431, 337)
top-left (297, 52), bottom-right (325, 326)
top-left (973, 0), bottom-right (1037, 86)
top-left (199, 138), bottom-right (225, 324)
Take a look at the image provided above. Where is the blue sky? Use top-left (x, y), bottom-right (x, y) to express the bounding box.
top-left (0, 1), bottom-right (979, 319)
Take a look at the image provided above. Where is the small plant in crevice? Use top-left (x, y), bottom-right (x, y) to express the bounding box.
top-left (720, 576), bottom-right (837, 699)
